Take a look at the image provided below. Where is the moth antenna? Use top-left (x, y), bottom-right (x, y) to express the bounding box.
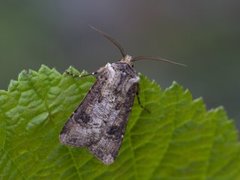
top-left (131, 56), bottom-right (187, 67)
top-left (89, 25), bottom-right (127, 58)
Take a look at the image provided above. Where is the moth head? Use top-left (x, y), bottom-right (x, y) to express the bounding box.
top-left (120, 55), bottom-right (134, 66)
top-left (89, 25), bottom-right (186, 67)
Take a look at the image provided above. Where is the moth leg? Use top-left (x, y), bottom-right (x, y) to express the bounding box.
top-left (65, 70), bottom-right (98, 78)
top-left (136, 84), bottom-right (150, 113)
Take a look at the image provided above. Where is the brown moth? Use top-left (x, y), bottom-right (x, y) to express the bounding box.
top-left (59, 26), bottom-right (185, 165)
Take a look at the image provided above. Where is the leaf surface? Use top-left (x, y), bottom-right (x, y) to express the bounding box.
top-left (0, 65), bottom-right (239, 180)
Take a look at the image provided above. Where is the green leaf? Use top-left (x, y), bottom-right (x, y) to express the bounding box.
top-left (0, 65), bottom-right (239, 179)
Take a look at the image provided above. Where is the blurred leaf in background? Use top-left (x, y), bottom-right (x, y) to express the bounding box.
top-left (0, 1), bottom-right (239, 127)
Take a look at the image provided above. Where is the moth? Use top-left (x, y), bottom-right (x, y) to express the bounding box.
top-left (59, 26), bottom-right (185, 165)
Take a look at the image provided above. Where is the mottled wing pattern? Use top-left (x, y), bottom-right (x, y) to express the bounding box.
top-left (60, 62), bottom-right (139, 165)
top-left (87, 83), bottom-right (138, 164)
top-left (60, 79), bottom-right (105, 147)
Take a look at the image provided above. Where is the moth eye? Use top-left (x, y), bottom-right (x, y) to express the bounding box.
top-left (131, 64), bottom-right (134, 68)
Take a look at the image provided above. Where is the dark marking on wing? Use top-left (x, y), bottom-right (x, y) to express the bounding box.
top-left (74, 111), bottom-right (90, 123)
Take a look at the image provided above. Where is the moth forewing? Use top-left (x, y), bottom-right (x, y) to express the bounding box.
top-left (60, 60), bottom-right (139, 165)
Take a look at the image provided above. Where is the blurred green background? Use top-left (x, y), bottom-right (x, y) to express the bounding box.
top-left (1, 1), bottom-right (239, 128)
